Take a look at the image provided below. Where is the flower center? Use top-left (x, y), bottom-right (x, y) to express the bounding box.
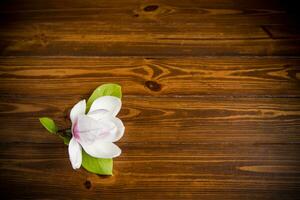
top-left (72, 120), bottom-right (80, 140)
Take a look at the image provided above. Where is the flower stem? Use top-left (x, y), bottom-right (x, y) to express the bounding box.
top-left (56, 129), bottom-right (72, 145)
top-left (57, 128), bottom-right (72, 138)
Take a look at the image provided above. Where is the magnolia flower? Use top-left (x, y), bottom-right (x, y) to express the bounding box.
top-left (68, 96), bottom-right (125, 169)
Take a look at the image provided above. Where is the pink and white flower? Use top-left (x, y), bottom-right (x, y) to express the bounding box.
top-left (68, 96), bottom-right (125, 169)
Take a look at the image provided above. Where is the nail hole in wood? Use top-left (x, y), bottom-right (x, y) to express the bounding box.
top-left (145, 81), bottom-right (161, 91)
top-left (144, 5), bottom-right (159, 12)
top-left (133, 14), bottom-right (139, 17)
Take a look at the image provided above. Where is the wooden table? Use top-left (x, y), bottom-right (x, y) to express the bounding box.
top-left (1, 0), bottom-right (300, 199)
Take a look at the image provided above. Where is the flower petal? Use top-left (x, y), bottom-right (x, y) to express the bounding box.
top-left (70, 99), bottom-right (86, 124)
top-left (110, 117), bottom-right (125, 142)
top-left (68, 137), bottom-right (82, 169)
top-left (76, 115), bottom-right (116, 145)
top-left (81, 141), bottom-right (121, 158)
top-left (87, 109), bottom-right (110, 121)
top-left (99, 117), bottom-right (125, 142)
top-left (88, 96), bottom-right (121, 116)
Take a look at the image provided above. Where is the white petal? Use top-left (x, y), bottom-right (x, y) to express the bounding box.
top-left (82, 116), bottom-right (125, 143)
top-left (88, 96), bottom-right (121, 117)
top-left (100, 117), bottom-right (125, 142)
top-left (70, 100), bottom-right (86, 123)
top-left (76, 115), bottom-right (116, 144)
top-left (87, 109), bottom-right (110, 120)
top-left (112, 117), bottom-right (125, 142)
top-left (68, 137), bottom-right (82, 169)
top-left (81, 141), bottom-right (121, 158)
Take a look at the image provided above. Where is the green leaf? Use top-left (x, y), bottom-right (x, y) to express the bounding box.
top-left (39, 117), bottom-right (58, 134)
top-left (86, 83), bottom-right (122, 112)
top-left (81, 150), bottom-right (113, 175)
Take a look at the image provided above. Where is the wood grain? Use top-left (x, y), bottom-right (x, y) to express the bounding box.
top-left (1, 0), bottom-right (300, 199)
top-left (1, 96), bottom-right (300, 144)
top-left (1, 95), bottom-right (300, 199)
top-left (1, 0), bottom-right (300, 56)
top-left (1, 57), bottom-right (300, 97)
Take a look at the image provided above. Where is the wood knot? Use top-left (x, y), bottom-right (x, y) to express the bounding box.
top-left (143, 5), bottom-right (159, 12)
top-left (145, 81), bottom-right (161, 91)
top-left (84, 180), bottom-right (92, 189)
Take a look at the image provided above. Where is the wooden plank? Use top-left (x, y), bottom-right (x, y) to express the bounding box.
top-left (1, 95), bottom-right (300, 143)
top-left (1, 22), bottom-right (299, 56)
top-left (1, 57), bottom-right (300, 97)
top-left (1, 144), bottom-right (300, 199)
top-left (0, 22), bottom-right (272, 56)
top-left (0, 1), bottom-right (298, 56)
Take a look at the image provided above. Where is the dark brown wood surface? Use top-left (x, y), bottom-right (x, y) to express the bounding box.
top-left (0, 0), bottom-right (300, 199)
